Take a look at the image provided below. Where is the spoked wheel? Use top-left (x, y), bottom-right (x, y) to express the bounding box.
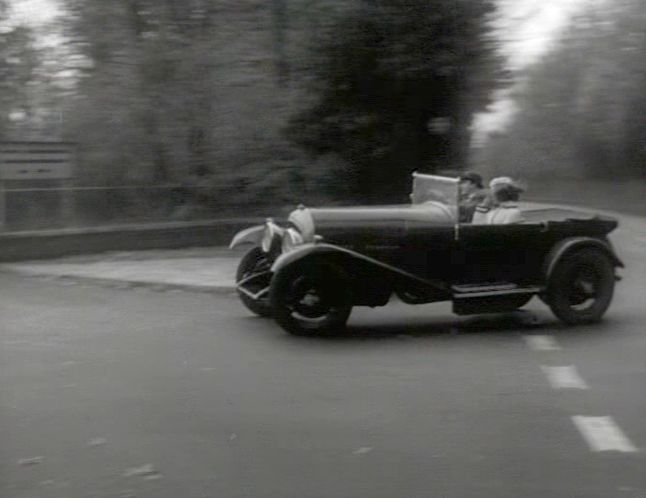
top-left (270, 262), bottom-right (352, 336)
top-left (546, 248), bottom-right (615, 325)
top-left (235, 247), bottom-right (273, 317)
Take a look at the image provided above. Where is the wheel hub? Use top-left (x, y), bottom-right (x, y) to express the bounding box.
top-left (288, 278), bottom-right (335, 320)
top-left (569, 269), bottom-right (599, 309)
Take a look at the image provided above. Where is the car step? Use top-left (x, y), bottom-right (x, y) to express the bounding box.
top-left (452, 283), bottom-right (542, 298)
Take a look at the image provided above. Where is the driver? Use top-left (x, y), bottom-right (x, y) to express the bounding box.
top-left (459, 172), bottom-right (487, 222)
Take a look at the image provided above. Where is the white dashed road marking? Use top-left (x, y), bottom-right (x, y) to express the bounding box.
top-left (540, 365), bottom-right (589, 390)
top-left (572, 416), bottom-right (638, 453)
top-left (525, 335), bottom-right (639, 455)
top-left (524, 335), bottom-right (561, 351)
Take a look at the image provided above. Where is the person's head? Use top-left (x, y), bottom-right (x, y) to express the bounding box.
top-left (490, 177), bottom-right (524, 203)
top-left (494, 185), bottom-right (521, 202)
top-left (459, 172), bottom-right (483, 197)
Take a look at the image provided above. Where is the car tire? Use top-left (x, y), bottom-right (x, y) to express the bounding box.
top-left (270, 261), bottom-right (352, 336)
top-left (236, 247), bottom-right (273, 318)
top-left (546, 248), bottom-right (615, 325)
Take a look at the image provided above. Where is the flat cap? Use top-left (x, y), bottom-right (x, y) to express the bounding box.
top-left (459, 172), bottom-right (483, 188)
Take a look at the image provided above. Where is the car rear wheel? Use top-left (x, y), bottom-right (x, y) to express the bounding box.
top-left (270, 261), bottom-right (352, 336)
top-left (236, 247), bottom-right (273, 317)
top-left (546, 248), bottom-right (615, 325)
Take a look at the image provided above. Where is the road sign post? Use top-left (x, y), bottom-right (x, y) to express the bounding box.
top-left (61, 179), bottom-right (75, 224)
top-left (0, 142), bottom-right (76, 231)
top-left (0, 181), bottom-right (5, 230)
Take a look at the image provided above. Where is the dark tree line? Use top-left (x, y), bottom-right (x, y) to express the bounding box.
top-left (5, 0), bottom-right (643, 220)
top-left (3, 0), bottom-right (502, 219)
top-left (290, 0), bottom-right (501, 202)
top-left (52, 0), bottom-right (502, 207)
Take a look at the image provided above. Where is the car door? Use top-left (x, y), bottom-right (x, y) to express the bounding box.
top-left (401, 220), bottom-right (456, 281)
top-left (454, 222), bottom-right (549, 285)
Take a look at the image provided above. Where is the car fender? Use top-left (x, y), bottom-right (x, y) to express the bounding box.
top-left (271, 243), bottom-right (449, 293)
top-left (229, 225), bottom-right (264, 249)
top-left (544, 236), bottom-right (624, 281)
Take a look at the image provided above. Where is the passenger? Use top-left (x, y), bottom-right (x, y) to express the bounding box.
top-left (471, 189), bottom-right (496, 224)
top-left (459, 172), bottom-right (487, 222)
top-left (486, 177), bottom-right (525, 224)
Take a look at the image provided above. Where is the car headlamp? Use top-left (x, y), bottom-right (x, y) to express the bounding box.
top-left (281, 227), bottom-right (304, 253)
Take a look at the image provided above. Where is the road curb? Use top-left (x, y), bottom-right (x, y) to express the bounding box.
top-left (0, 267), bottom-right (237, 295)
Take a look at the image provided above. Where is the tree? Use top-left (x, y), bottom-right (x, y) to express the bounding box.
top-left (56, 0), bottom-right (503, 216)
top-left (59, 0), bottom-right (313, 196)
top-left (288, 0), bottom-right (502, 202)
top-left (60, 0), bottom-right (220, 185)
top-left (476, 0), bottom-right (646, 180)
top-left (0, 2), bottom-right (37, 138)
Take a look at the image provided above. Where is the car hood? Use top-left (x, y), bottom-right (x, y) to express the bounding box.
top-left (308, 203), bottom-right (455, 225)
top-left (284, 203), bottom-right (455, 248)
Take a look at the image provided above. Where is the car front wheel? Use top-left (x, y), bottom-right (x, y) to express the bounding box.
top-left (546, 248), bottom-right (615, 325)
top-left (270, 261), bottom-right (352, 336)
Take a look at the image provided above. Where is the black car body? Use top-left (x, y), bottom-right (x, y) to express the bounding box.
top-left (231, 174), bottom-right (623, 335)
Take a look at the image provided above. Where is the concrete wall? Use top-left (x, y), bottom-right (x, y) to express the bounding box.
top-left (0, 218), bottom-right (263, 262)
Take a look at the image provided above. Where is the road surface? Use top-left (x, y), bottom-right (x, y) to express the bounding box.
top-left (1, 214), bottom-right (645, 498)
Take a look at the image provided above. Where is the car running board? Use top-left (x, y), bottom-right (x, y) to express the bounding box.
top-left (451, 283), bottom-right (543, 299)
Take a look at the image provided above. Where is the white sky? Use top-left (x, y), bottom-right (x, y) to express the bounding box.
top-left (494, 0), bottom-right (594, 71)
top-left (7, 0), bottom-right (59, 25)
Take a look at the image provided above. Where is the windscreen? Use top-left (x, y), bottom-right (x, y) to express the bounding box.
top-left (410, 173), bottom-right (459, 211)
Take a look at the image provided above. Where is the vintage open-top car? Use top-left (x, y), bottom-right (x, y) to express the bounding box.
top-left (230, 173), bottom-right (623, 336)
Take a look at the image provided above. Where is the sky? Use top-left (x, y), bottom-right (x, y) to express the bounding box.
top-left (494, 0), bottom-right (595, 71)
top-left (7, 0), bottom-right (59, 25)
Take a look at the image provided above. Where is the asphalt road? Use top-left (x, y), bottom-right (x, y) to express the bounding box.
top-left (1, 215), bottom-right (645, 498)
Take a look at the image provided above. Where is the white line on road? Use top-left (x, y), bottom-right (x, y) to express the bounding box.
top-left (572, 416), bottom-right (639, 453)
top-left (524, 335), bottom-right (561, 351)
top-left (540, 365), bottom-right (589, 389)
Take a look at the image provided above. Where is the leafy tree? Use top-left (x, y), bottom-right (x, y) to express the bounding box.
top-left (60, 0), bottom-right (218, 185)
top-left (60, 1), bottom-right (311, 194)
top-left (0, 2), bottom-right (37, 138)
top-left (288, 0), bottom-right (502, 202)
top-left (57, 0), bottom-right (503, 216)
